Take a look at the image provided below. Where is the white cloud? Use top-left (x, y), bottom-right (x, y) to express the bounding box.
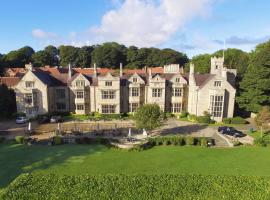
top-left (88, 0), bottom-right (215, 47)
top-left (32, 29), bottom-right (58, 39)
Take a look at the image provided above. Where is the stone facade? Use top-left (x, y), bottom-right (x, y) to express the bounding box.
top-left (13, 57), bottom-right (237, 121)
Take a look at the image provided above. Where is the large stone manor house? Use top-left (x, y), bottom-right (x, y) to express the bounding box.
top-left (10, 56), bottom-right (236, 122)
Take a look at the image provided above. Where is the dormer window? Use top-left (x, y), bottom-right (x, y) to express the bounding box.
top-left (105, 81), bottom-right (112, 86)
top-left (176, 78), bottom-right (180, 83)
top-left (214, 81), bottom-right (221, 87)
top-left (133, 78), bottom-right (137, 83)
top-left (25, 81), bottom-right (34, 88)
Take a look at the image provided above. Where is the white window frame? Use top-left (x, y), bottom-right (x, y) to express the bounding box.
top-left (152, 88), bottom-right (162, 97)
top-left (25, 81), bottom-right (35, 88)
top-left (76, 91), bottom-right (84, 99)
top-left (76, 104), bottom-right (84, 110)
top-left (214, 81), bottom-right (222, 87)
top-left (101, 90), bottom-right (115, 99)
top-left (105, 81), bottom-right (112, 86)
top-left (129, 103), bottom-right (139, 112)
top-left (25, 93), bottom-right (33, 105)
top-left (130, 87), bottom-right (139, 97)
top-left (210, 95), bottom-right (224, 117)
top-left (101, 105), bottom-right (116, 114)
top-left (171, 103), bottom-right (182, 113)
top-left (76, 80), bottom-right (85, 87)
top-left (173, 88), bottom-right (182, 97)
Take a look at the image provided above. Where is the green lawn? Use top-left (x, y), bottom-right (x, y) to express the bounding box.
top-left (1, 143), bottom-right (270, 190)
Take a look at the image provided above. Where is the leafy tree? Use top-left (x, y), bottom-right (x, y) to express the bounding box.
top-left (76, 46), bottom-right (93, 68)
top-left (0, 85), bottom-right (16, 118)
top-left (59, 45), bottom-right (80, 67)
top-left (185, 54), bottom-right (212, 73)
top-left (213, 48), bottom-right (249, 76)
top-left (134, 104), bottom-right (163, 130)
top-left (255, 106), bottom-right (270, 135)
top-left (91, 42), bottom-right (126, 68)
top-left (237, 41), bottom-right (270, 113)
top-left (157, 48), bottom-right (188, 66)
top-left (2, 46), bottom-right (34, 67)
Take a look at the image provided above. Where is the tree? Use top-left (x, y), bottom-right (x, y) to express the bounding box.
top-left (237, 41), bottom-right (270, 113)
top-left (76, 46), bottom-right (93, 68)
top-left (213, 48), bottom-right (249, 77)
top-left (91, 42), bottom-right (126, 68)
top-left (59, 45), bottom-right (80, 67)
top-left (2, 46), bottom-right (34, 67)
top-left (0, 85), bottom-right (16, 118)
top-left (255, 106), bottom-right (270, 136)
top-left (134, 104), bottom-right (163, 130)
top-left (185, 54), bottom-right (212, 73)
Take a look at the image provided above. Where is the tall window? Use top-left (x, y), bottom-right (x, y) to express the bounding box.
top-left (76, 91), bottom-right (84, 99)
top-left (102, 105), bottom-right (116, 113)
top-left (175, 78), bottom-right (180, 83)
top-left (76, 80), bottom-right (85, 87)
top-left (76, 104), bottom-right (84, 110)
top-left (152, 88), bottom-right (162, 97)
top-left (130, 88), bottom-right (139, 97)
top-left (25, 94), bottom-right (33, 104)
top-left (56, 103), bottom-right (66, 110)
top-left (129, 103), bottom-right (139, 112)
top-left (25, 81), bottom-right (34, 88)
top-left (173, 88), bottom-right (182, 97)
top-left (210, 95), bottom-right (223, 117)
top-left (101, 90), bottom-right (115, 99)
top-left (105, 81), bottom-right (112, 86)
top-left (133, 78), bottom-right (137, 83)
top-left (171, 103), bottom-right (182, 113)
top-left (214, 81), bottom-right (221, 87)
top-left (56, 89), bottom-right (65, 99)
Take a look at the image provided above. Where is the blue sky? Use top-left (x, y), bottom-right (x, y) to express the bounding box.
top-left (1, 0), bottom-right (270, 57)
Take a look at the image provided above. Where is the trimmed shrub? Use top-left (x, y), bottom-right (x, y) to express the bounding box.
top-left (185, 137), bottom-right (194, 145)
top-left (196, 116), bottom-right (211, 124)
top-left (254, 137), bottom-right (268, 147)
top-left (180, 111), bottom-right (188, 118)
top-left (223, 118), bottom-right (231, 124)
top-left (15, 136), bottom-right (25, 144)
top-left (53, 136), bottom-right (62, 145)
top-left (230, 117), bottom-right (247, 124)
top-left (200, 138), bottom-right (208, 147)
top-left (188, 114), bottom-right (197, 122)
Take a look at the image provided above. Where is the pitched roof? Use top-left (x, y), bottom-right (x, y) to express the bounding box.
top-left (194, 74), bottom-right (214, 86)
top-left (32, 70), bottom-right (64, 86)
top-left (0, 77), bottom-right (20, 87)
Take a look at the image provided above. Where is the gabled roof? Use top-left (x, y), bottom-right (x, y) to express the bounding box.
top-left (194, 74), bottom-right (214, 87)
top-left (32, 70), bottom-right (64, 86)
top-left (0, 77), bottom-right (20, 87)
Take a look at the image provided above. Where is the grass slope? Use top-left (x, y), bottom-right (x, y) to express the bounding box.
top-left (1, 143), bottom-right (270, 188)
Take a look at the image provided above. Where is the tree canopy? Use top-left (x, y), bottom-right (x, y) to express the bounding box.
top-left (237, 41), bottom-right (270, 113)
top-left (0, 84), bottom-right (16, 118)
top-left (134, 104), bottom-right (163, 130)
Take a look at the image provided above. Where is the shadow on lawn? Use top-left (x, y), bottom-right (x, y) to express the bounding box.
top-left (159, 124), bottom-right (208, 136)
top-left (0, 142), bottom-right (107, 188)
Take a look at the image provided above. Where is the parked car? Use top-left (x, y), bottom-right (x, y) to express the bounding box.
top-left (16, 116), bottom-right (28, 124)
top-left (218, 126), bottom-right (246, 138)
top-left (38, 116), bottom-right (50, 124)
top-left (50, 116), bottom-right (63, 123)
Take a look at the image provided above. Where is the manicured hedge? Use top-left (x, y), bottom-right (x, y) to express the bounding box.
top-left (3, 173), bottom-right (270, 200)
top-left (223, 117), bottom-right (247, 124)
top-left (148, 136), bottom-right (213, 148)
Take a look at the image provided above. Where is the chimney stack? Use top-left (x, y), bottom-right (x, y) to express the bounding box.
top-left (189, 63), bottom-right (195, 75)
top-left (93, 63), bottom-right (97, 78)
top-left (149, 67), bottom-right (152, 78)
top-left (68, 63), bottom-right (72, 79)
top-left (25, 63), bottom-right (33, 72)
top-left (120, 63), bottom-right (123, 77)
